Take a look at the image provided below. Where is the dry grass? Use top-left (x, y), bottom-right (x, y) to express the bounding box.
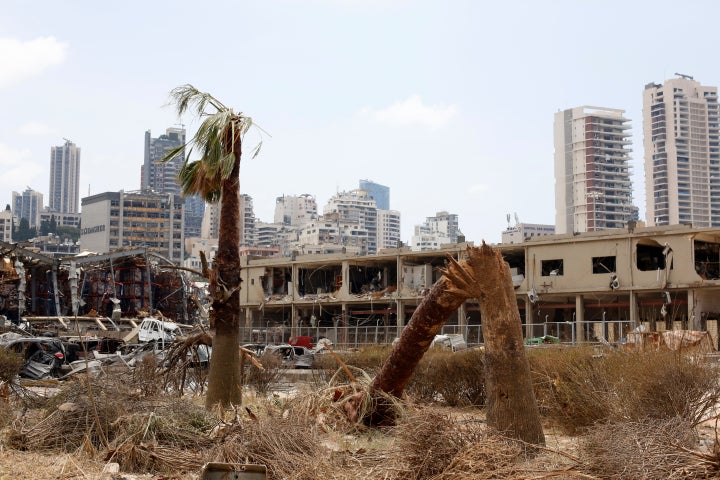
top-left (579, 417), bottom-right (720, 479)
top-left (245, 351), bottom-right (284, 394)
top-left (5, 345), bottom-right (720, 479)
top-left (407, 348), bottom-right (486, 407)
top-left (530, 347), bottom-right (720, 433)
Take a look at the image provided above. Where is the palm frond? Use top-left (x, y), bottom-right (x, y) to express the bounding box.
top-left (168, 84), bottom-right (228, 117)
top-left (165, 84), bottom-right (266, 203)
top-left (159, 144), bottom-right (187, 164)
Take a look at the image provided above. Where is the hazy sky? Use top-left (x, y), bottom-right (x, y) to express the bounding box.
top-left (2, 0), bottom-right (719, 243)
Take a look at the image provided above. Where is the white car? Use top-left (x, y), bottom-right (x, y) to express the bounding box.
top-left (264, 344), bottom-right (315, 369)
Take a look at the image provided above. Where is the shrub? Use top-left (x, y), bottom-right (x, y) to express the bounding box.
top-left (245, 351), bottom-right (283, 395)
top-left (407, 348), bottom-right (485, 407)
top-left (529, 346), bottom-right (720, 433)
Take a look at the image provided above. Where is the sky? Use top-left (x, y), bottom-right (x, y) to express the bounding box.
top-left (2, 0), bottom-right (720, 244)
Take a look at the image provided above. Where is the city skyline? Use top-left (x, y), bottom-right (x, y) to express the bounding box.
top-left (4, 1), bottom-right (720, 243)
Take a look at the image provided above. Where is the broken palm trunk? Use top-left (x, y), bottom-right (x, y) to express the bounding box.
top-left (368, 243), bottom-right (545, 446)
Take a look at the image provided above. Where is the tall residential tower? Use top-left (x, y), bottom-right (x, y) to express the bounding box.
top-left (554, 106), bottom-right (635, 234)
top-left (49, 139), bottom-right (81, 214)
top-left (643, 75), bottom-right (720, 227)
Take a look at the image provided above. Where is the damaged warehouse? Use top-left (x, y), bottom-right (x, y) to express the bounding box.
top-left (0, 240), bottom-right (202, 329)
top-left (237, 224), bottom-right (720, 349)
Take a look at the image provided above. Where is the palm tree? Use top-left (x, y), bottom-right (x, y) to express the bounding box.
top-left (369, 243), bottom-right (545, 445)
top-left (163, 84), bottom-right (261, 409)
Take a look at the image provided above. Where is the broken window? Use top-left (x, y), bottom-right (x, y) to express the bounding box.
top-left (592, 256), bottom-right (616, 274)
top-left (694, 239), bottom-right (720, 280)
top-left (636, 242), bottom-right (669, 271)
top-left (541, 259), bottom-right (564, 276)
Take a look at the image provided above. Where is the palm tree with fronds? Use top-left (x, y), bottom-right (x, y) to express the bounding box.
top-left (163, 84), bottom-right (262, 409)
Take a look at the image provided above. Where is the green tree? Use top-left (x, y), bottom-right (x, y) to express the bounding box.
top-left (14, 217), bottom-right (35, 242)
top-left (163, 84), bottom-right (263, 409)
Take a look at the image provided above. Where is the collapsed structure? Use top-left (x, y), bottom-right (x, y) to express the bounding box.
top-left (0, 241), bottom-right (201, 329)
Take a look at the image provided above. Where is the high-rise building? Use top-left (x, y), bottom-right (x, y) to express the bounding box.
top-left (410, 211), bottom-right (463, 251)
top-left (199, 195), bottom-right (256, 246)
top-left (142, 128), bottom-right (185, 195)
top-left (359, 179), bottom-right (390, 210)
top-left (12, 187), bottom-right (43, 229)
top-left (201, 203), bottom-right (220, 240)
top-left (274, 194), bottom-right (317, 226)
top-left (377, 209), bottom-right (402, 250)
top-left (141, 128), bottom-right (205, 238)
top-left (643, 75), bottom-right (720, 227)
top-left (240, 194), bottom-right (256, 247)
top-left (80, 190), bottom-right (184, 264)
top-left (324, 189), bottom-right (378, 254)
top-left (49, 139), bottom-right (81, 214)
top-left (554, 106), bottom-right (635, 234)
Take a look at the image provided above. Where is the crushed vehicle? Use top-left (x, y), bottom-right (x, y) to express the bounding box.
top-left (1, 337), bottom-right (69, 379)
top-left (264, 344), bottom-right (315, 369)
top-left (430, 333), bottom-right (468, 352)
top-left (137, 317), bottom-right (182, 343)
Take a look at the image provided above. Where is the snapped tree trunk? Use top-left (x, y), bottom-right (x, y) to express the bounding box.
top-left (368, 243), bottom-right (545, 446)
top-left (205, 149), bottom-right (243, 409)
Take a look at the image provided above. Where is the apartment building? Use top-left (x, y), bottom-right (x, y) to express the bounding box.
top-left (411, 211), bottom-right (463, 251)
top-left (141, 128), bottom-right (204, 240)
top-left (323, 189), bottom-right (378, 254)
top-left (274, 194), bottom-right (317, 226)
top-left (554, 106), bottom-right (635, 234)
top-left (49, 139), bottom-right (81, 214)
top-left (12, 188), bottom-right (43, 230)
top-left (377, 209), bottom-right (402, 250)
top-left (0, 208), bottom-right (12, 243)
top-left (643, 75), bottom-right (720, 227)
top-left (80, 190), bottom-right (184, 264)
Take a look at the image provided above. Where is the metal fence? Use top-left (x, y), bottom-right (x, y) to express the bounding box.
top-left (239, 320), bottom-right (636, 349)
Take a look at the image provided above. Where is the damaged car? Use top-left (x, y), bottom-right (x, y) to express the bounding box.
top-left (264, 344), bottom-right (315, 369)
top-left (1, 337), bottom-right (68, 379)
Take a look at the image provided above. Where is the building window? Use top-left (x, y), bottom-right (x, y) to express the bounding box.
top-left (541, 259), bottom-right (564, 276)
top-left (636, 243), bottom-right (672, 271)
top-left (592, 256), bottom-right (617, 274)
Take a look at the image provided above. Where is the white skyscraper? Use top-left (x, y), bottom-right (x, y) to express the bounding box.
top-left (49, 139), bottom-right (80, 214)
top-left (643, 75), bottom-right (720, 227)
top-left (554, 106), bottom-right (635, 234)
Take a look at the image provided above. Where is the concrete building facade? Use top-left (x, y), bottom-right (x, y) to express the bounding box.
top-left (324, 189), bottom-right (378, 254)
top-left (0, 208), bottom-right (12, 243)
top-left (80, 190), bottom-right (184, 264)
top-left (502, 223), bottom-right (556, 244)
top-left (236, 225), bottom-right (720, 348)
top-left (274, 194), bottom-right (317, 227)
top-left (49, 140), bottom-right (81, 214)
top-left (554, 106), bottom-right (635, 234)
top-left (411, 211), bottom-right (463, 251)
top-left (377, 209), bottom-right (402, 250)
top-left (643, 76), bottom-right (720, 227)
